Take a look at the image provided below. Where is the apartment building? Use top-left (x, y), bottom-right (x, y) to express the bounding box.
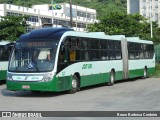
top-left (0, 3), bottom-right (97, 32)
top-left (127, 0), bottom-right (160, 25)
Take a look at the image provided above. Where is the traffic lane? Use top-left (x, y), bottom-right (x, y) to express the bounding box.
top-left (0, 78), bottom-right (160, 111)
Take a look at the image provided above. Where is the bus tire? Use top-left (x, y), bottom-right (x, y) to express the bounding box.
top-left (107, 70), bottom-right (115, 86)
top-left (143, 67), bottom-right (148, 79)
top-left (69, 75), bottom-right (79, 94)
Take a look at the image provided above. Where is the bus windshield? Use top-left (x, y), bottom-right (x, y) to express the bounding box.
top-left (8, 41), bottom-right (58, 72)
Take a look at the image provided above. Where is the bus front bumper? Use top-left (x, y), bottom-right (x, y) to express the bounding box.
top-left (6, 80), bottom-right (58, 92)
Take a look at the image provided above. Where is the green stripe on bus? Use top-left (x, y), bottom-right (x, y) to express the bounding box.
top-left (7, 76), bottom-right (72, 92)
top-left (80, 71), bottom-right (123, 87)
top-left (128, 67), bottom-right (155, 78)
top-left (6, 68), bottom-right (154, 92)
top-left (7, 76), bottom-right (59, 92)
top-left (0, 70), bottom-right (7, 81)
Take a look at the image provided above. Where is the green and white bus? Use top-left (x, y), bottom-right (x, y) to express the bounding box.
top-left (6, 28), bottom-right (155, 93)
top-left (0, 41), bottom-right (14, 81)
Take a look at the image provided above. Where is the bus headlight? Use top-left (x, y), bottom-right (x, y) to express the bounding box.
top-left (40, 73), bottom-right (55, 82)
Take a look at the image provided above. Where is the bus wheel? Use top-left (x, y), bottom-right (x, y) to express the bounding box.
top-left (143, 67), bottom-right (148, 79)
top-left (69, 75), bottom-right (78, 94)
top-left (107, 70), bottom-right (115, 86)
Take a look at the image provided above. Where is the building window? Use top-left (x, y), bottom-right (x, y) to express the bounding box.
top-left (53, 19), bottom-right (69, 27)
top-left (77, 23), bottom-right (86, 28)
top-left (7, 12), bottom-right (22, 16)
top-left (77, 11), bottom-right (87, 18)
top-left (41, 17), bottom-right (52, 24)
top-left (26, 16), bottom-right (38, 23)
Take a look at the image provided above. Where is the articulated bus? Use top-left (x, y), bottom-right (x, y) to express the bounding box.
top-left (0, 41), bottom-right (14, 81)
top-left (6, 27), bottom-right (155, 93)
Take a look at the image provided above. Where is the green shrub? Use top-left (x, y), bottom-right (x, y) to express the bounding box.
top-left (153, 64), bottom-right (160, 77)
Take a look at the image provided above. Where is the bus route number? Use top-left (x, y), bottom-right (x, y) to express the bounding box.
top-left (82, 64), bottom-right (92, 69)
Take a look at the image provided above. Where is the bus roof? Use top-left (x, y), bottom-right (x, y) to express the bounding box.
top-left (16, 27), bottom-right (152, 44)
top-left (0, 41), bottom-right (11, 45)
top-left (126, 37), bottom-right (153, 44)
top-left (17, 27), bottom-right (73, 42)
top-left (62, 31), bottom-right (125, 40)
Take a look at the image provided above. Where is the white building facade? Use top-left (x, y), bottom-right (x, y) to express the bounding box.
top-left (127, 0), bottom-right (160, 25)
top-left (0, 3), bottom-right (97, 32)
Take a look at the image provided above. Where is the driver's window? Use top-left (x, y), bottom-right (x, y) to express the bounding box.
top-left (57, 38), bottom-right (70, 72)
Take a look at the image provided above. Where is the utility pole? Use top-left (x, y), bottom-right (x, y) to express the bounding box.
top-left (51, 0), bottom-right (54, 26)
top-left (150, 0), bottom-right (153, 38)
top-left (70, 0), bottom-right (73, 27)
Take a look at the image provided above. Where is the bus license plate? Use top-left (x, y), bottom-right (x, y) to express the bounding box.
top-left (22, 85), bottom-right (30, 89)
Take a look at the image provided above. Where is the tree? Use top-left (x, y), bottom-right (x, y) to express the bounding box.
top-left (0, 16), bottom-right (28, 41)
top-left (87, 11), bottom-right (160, 43)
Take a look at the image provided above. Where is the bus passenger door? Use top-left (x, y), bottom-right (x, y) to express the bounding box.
top-left (57, 40), bottom-right (70, 73)
top-left (121, 38), bottom-right (129, 79)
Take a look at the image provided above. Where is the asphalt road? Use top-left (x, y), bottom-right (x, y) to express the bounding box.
top-left (0, 78), bottom-right (160, 119)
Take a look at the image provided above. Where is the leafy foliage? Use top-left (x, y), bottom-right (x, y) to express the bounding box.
top-left (88, 11), bottom-right (160, 43)
top-left (1, 0), bottom-right (160, 43)
top-left (0, 16), bottom-right (28, 41)
top-left (152, 64), bottom-right (160, 77)
top-left (0, 0), bottom-right (126, 41)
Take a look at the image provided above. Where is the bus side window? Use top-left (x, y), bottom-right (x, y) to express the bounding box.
top-left (70, 50), bottom-right (76, 61)
top-left (81, 39), bottom-right (89, 61)
top-left (69, 37), bottom-right (76, 62)
top-left (3, 46), bottom-right (8, 61)
top-left (75, 39), bottom-right (80, 61)
top-left (0, 47), bottom-right (3, 61)
top-left (69, 37), bottom-right (82, 62)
